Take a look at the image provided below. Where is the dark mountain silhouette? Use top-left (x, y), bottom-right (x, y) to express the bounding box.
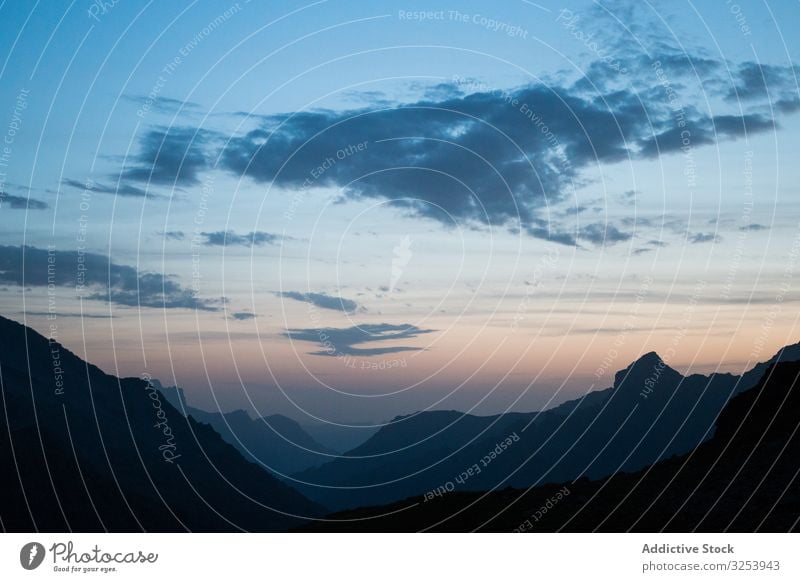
top-left (0, 315), bottom-right (322, 532)
top-left (296, 345), bottom-right (800, 511)
top-left (156, 384), bottom-right (335, 475)
top-left (303, 360), bottom-right (800, 532)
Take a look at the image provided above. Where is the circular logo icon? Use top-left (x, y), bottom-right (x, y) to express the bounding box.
top-left (20, 542), bottom-right (45, 570)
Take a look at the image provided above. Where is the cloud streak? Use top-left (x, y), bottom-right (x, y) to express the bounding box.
top-left (122, 126), bottom-right (212, 185)
top-left (0, 245), bottom-right (220, 310)
top-left (277, 291), bottom-right (360, 314)
top-left (0, 193), bottom-right (48, 210)
top-left (688, 233), bottom-right (721, 244)
top-left (229, 311), bottom-right (256, 321)
top-left (284, 323), bottom-right (435, 356)
top-left (201, 230), bottom-right (281, 247)
top-left (63, 178), bottom-right (156, 199)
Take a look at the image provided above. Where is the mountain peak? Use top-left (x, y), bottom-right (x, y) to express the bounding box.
top-left (613, 350), bottom-right (677, 395)
top-left (634, 351), bottom-right (664, 366)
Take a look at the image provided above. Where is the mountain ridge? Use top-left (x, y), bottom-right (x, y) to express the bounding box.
top-left (303, 360), bottom-right (800, 532)
top-left (156, 383), bottom-right (336, 475)
top-left (0, 314), bottom-right (323, 532)
top-left (295, 342), bottom-right (800, 511)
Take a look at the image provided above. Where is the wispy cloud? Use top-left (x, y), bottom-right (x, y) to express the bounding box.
top-left (229, 311), bottom-right (256, 321)
top-left (0, 245), bottom-right (220, 310)
top-left (161, 230), bottom-right (186, 240)
top-left (277, 291), bottom-right (360, 314)
top-left (24, 310), bottom-right (113, 319)
top-left (121, 126), bottom-right (212, 185)
top-left (284, 323), bottom-right (435, 356)
top-left (62, 178), bottom-right (156, 199)
top-left (688, 233), bottom-right (721, 244)
top-left (123, 94), bottom-right (201, 114)
top-left (201, 230), bottom-right (282, 247)
top-left (0, 193), bottom-right (48, 210)
top-left (739, 223), bottom-right (769, 232)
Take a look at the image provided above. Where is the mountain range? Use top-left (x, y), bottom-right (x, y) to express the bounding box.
top-left (303, 359), bottom-right (800, 531)
top-left (2, 312), bottom-right (798, 532)
top-left (294, 344), bottom-right (800, 511)
top-left (157, 383), bottom-right (337, 476)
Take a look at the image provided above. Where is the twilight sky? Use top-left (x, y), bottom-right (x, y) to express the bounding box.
top-left (1, 0), bottom-right (799, 423)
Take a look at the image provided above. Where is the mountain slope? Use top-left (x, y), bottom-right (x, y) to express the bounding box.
top-left (299, 420), bottom-right (380, 454)
top-left (182, 408), bottom-right (335, 476)
top-left (157, 384), bottom-right (335, 475)
top-left (0, 315), bottom-right (322, 532)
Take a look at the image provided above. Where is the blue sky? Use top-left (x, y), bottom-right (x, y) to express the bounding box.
top-left (1, 0), bottom-right (799, 422)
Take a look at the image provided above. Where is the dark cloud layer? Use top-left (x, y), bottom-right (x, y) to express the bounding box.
top-left (278, 291), bottom-right (359, 314)
top-left (118, 48), bottom-right (797, 246)
top-left (726, 62), bottom-right (799, 102)
top-left (0, 245), bottom-right (219, 310)
top-left (63, 178), bottom-right (154, 198)
top-left (688, 233), bottom-right (720, 244)
top-left (740, 223), bottom-right (769, 232)
top-left (285, 323), bottom-right (435, 356)
top-left (201, 230), bottom-right (281, 247)
top-left (123, 94), bottom-right (201, 114)
top-left (229, 311), bottom-right (256, 320)
top-left (122, 126), bottom-right (211, 185)
top-left (0, 193), bottom-right (48, 210)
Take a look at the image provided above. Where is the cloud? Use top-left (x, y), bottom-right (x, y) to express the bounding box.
top-left (637, 118), bottom-right (715, 158)
top-left (200, 230), bottom-right (282, 247)
top-left (578, 222), bottom-right (633, 246)
top-left (277, 291), bottom-right (359, 314)
top-left (713, 113), bottom-right (775, 138)
top-left (0, 245), bottom-right (219, 310)
top-left (0, 193), bottom-right (48, 210)
top-left (217, 65), bottom-right (794, 238)
top-left (122, 126), bottom-right (212, 185)
top-left (63, 178), bottom-right (155, 198)
top-left (775, 98), bottom-right (800, 114)
top-left (739, 223), bottom-right (769, 231)
top-left (24, 310), bottom-right (113, 319)
top-left (219, 87), bottom-right (631, 233)
top-left (161, 230), bottom-right (186, 240)
top-left (284, 323), bottom-right (435, 356)
top-left (617, 190), bottom-right (637, 206)
top-left (523, 225), bottom-right (578, 246)
top-left (229, 311), bottom-right (256, 321)
top-left (637, 112), bottom-right (775, 157)
top-left (688, 233), bottom-right (720, 244)
top-left (113, 37), bottom-right (797, 242)
top-left (725, 62), bottom-right (800, 103)
top-left (525, 220), bottom-right (633, 247)
top-left (631, 239), bottom-right (668, 255)
top-left (123, 94), bottom-right (201, 114)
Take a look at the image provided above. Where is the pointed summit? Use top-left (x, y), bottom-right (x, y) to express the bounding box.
top-left (619, 350), bottom-right (669, 377)
top-left (613, 350), bottom-right (679, 398)
top-left (634, 351), bottom-right (664, 366)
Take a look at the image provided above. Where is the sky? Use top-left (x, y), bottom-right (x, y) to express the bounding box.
top-left (1, 0), bottom-right (799, 423)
